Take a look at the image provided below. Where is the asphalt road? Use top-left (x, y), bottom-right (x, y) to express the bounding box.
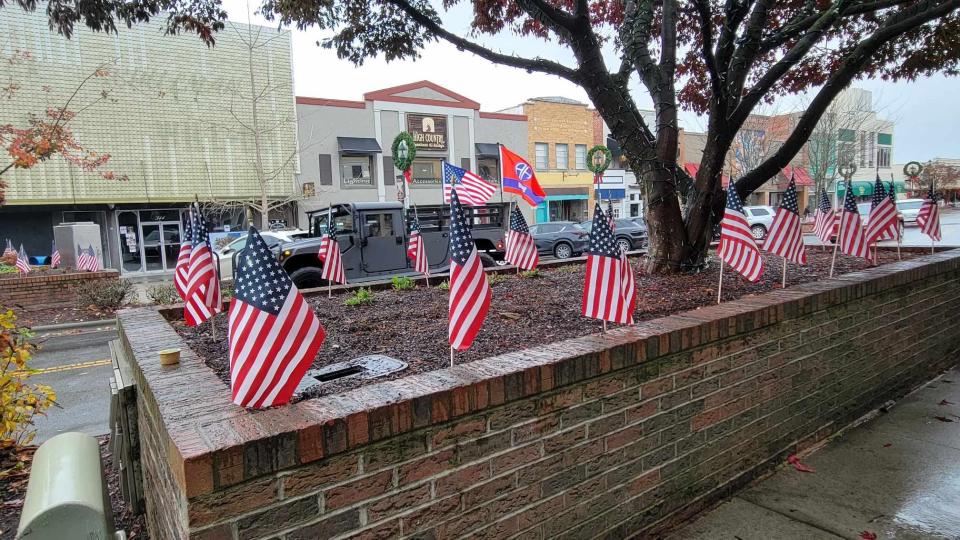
top-left (804, 207), bottom-right (960, 248)
top-left (29, 326), bottom-right (117, 443)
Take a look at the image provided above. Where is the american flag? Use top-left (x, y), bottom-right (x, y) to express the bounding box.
top-left (3, 239), bottom-right (14, 258)
top-left (318, 221), bottom-right (346, 285)
top-left (865, 175), bottom-right (899, 244)
top-left (917, 184), bottom-right (942, 242)
top-left (443, 162), bottom-right (496, 207)
top-left (448, 188), bottom-right (491, 351)
top-left (407, 212), bottom-right (429, 276)
top-left (77, 244), bottom-right (101, 272)
top-left (174, 209), bottom-right (194, 300)
top-left (50, 241), bottom-right (60, 269)
top-left (886, 181), bottom-right (901, 241)
top-left (184, 206), bottom-right (222, 326)
top-left (504, 206), bottom-right (538, 270)
top-left (228, 227), bottom-right (325, 409)
top-left (765, 176), bottom-right (806, 265)
top-left (582, 201), bottom-right (634, 324)
top-left (813, 188), bottom-right (837, 244)
top-left (719, 182), bottom-right (764, 282)
top-left (838, 181), bottom-right (869, 259)
top-left (15, 244), bottom-right (30, 275)
top-left (607, 199), bottom-right (616, 230)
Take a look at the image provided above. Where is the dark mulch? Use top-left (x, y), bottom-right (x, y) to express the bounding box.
top-left (176, 249), bottom-right (915, 402)
top-left (13, 305), bottom-right (115, 328)
top-left (0, 436), bottom-right (147, 539)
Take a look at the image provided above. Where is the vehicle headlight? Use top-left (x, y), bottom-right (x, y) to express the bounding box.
top-left (279, 249), bottom-right (292, 261)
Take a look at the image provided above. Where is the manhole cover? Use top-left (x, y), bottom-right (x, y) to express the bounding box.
top-left (294, 355), bottom-right (407, 396)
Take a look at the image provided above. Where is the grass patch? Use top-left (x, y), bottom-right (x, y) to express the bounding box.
top-left (519, 269), bottom-right (542, 279)
top-left (391, 276), bottom-right (416, 291)
top-left (344, 287), bottom-right (375, 307)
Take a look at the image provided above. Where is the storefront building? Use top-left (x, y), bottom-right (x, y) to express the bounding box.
top-left (294, 81), bottom-right (529, 221)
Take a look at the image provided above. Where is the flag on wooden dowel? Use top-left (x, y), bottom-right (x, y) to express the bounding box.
top-left (917, 184), bottom-right (942, 242)
top-left (838, 182), bottom-right (870, 259)
top-left (318, 226), bottom-right (346, 285)
top-left (407, 212), bottom-right (430, 277)
top-left (184, 206), bottom-right (222, 326)
top-left (77, 244), bottom-right (101, 272)
top-left (174, 208), bottom-right (194, 300)
top-left (15, 244), bottom-right (30, 275)
top-left (765, 176), bottom-right (807, 265)
top-left (505, 206), bottom-right (538, 270)
top-left (228, 227), bottom-right (325, 409)
top-left (865, 174), bottom-right (899, 245)
top-left (448, 188), bottom-right (491, 351)
top-left (50, 241), bottom-right (60, 269)
top-left (813, 188), bottom-right (837, 244)
top-left (582, 201), bottom-right (634, 324)
top-left (442, 161), bottom-right (497, 207)
top-left (718, 182), bottom-right (764, 282)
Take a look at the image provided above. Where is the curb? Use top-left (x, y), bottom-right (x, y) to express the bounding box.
top-left (32, 319), bottom-right (117, 333)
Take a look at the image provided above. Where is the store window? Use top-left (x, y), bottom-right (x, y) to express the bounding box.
top-left (535, 143), bottom-right (549, 169)
top-left (411, 159), bottom-right (442, 186)
top-left (477, 157), bottom-right (500, 182)
top-left (341, 156), bottom-right (374, 188)
top-left (877, 147), bottom-right (891, 168)
top-left (556, 144), bottom-right (569, 170)
top-left (575, 144), bottom-right (587, 170)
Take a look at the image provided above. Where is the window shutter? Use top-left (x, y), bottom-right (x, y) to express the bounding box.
top-left (318, 154), bottom-right (332, 185)
top-left (383, 156), bottom-right (395, 185)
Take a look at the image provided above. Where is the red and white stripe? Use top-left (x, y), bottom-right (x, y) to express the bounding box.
top-left (918, 199), bottom-right (942, 242)
top-left (50, 243), bottom-right (60, 269)
top-left (229, 288), bottom-right (325, 408)
top-left (174, 239), bottom-right (192, 300)
top-left (766, 208), bottom-right (806, 265)
top-left (865, 199), bottom-right (899, 246)
top-left (15, 247), bottom-right (30, 275)
top-left (719, 211), bottom-right (764, 282)
top-left (184, 241), bottom-right (221, 326)
top-left (839, 211), bottom-right (869, 259)
top-left (582, 252), bottom-right (632, 323)
top-left (443, 171), bottom-right (497, 207)
top-left (449, 249), bottom-right (491, 351)
top-left (617, 250), bottom-right (636, 324)
top-left (407, 230), bottom-right (429, 276)
top-left (813, 210), bottom-right (836, 244)
top-left (505, 229), bottom-right (538, 270)
top-left (318, 234), bottom-right (346, 284)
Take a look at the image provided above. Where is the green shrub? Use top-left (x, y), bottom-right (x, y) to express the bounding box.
top-left (344, 287), bottom-right (375, 307)
top-left (0, 264), bottom-right (17, 275)
top-left (487, 273), bottom-right (507, 285)
top-left (221, 282), bottom-right (235, 299)
top-left (76, 279), bottom-right (135, 311)
top-left (519, 269), bottom-right (542, 279)
top-left (391, 276), bottom-right (416, 291)
top-left (146, 284), bottom-right (180, 305)
top-left (438, 280), bottom-right (450, 291)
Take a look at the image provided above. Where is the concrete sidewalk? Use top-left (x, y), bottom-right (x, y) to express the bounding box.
top-left (669, 365), bottom-right (960, 540)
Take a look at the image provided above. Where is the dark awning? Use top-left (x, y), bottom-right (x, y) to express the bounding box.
top-left (475, 143), bottom-right (500, 157)
top-left (337, 137), bottom-right (382, 154)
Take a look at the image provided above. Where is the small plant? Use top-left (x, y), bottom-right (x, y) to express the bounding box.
top-left (146, 284), bottom-right (180, 305)
top-left (76, 279), bottom-right (135, 312)
top-left (555, 264), bottom-right (580, 274)
top-left (221, 282), bottom-right (235, 299)
top-left (438, 280), bottom-right (450, 291)
top-left (391, 276), bottom-right (415, 291)
top-left (344, 287), bottom-right (375, 307)
top-left (1, 308), bottom-right (57, 475)
top-left (487, 273), bottom-right (507, 285)
top-left (519, 269), bottom-right (542, 279)
top-left (0, 264), bottom-right (17, 275)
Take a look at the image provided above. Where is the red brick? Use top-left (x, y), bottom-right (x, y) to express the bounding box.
top-left (397, 449), bottom-right (456, 486)
top-left (366, 484), bottom-right (431, 522)
top-left (641, 378), bottom-right (673, 399)
top-left (436, 462), bottom-right (490, 496)
top-left (283, 454), bottom-right (360, 498)
top-left (512, 415), bottom-right (560, 444)
top-left (491, 444), bottom-right (542, 474)
top-left (324, 470), bottom-right (394, 510)
top-left (462, 473), bottom-right (516, 508)
top-left (625, 469), bottom-right (660, 495)
top-left (517, 494), bottom-right (564, 530)
top-left (431, 417), bottom-right (487, 449)
top-left (625, 399), bottom-right (659, 423)
top-left (401, 496), bottom-right (460, 534)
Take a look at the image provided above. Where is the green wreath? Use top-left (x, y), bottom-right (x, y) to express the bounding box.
top-left (587, 145), bottom-right (612, 175)
top-left (391, 132), bottom-right (417, 172)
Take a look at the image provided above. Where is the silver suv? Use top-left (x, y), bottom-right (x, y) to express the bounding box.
top-left (743, 206), bottom-right (777, 240)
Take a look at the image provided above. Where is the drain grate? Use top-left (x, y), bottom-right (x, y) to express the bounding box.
top-left (294, 354), bottom-right (408, 396)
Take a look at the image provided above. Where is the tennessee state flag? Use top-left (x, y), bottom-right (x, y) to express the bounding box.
top-left (500, 145), bottom-right (546, 206)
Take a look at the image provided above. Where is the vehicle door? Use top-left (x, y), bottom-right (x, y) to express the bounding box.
top-left (530, 223), bottom-right (561, 253)
top-left (359, 209), bottom-right (408, 273)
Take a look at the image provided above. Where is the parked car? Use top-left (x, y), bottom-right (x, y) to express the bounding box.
top-left (896, 199), bottom-right (925, 224)
top-left (579, 218), bottom-right (648, 253)
top-left (218, 229), bottom-right (307, 279)
top-left (743, 206), bottom-right (777, 240)
top-left (528, 221), bottom-right (590, 259)
top-left (828, 202), bottom-right (904, 243)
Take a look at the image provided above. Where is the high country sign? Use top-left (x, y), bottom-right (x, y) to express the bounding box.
top-left (407, 114), bottom-right (447, 151)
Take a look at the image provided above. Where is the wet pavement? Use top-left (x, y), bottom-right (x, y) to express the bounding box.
top-left (670, 365), bottom-right (960, 540)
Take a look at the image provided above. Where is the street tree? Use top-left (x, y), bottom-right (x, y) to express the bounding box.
top-left (9, 0), bottom-right (960, 272)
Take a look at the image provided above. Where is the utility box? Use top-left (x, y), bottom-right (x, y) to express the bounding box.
top-left (17, 432), bottom-right (116, 539)
top-left (53, 222), bottom-right (103, 270)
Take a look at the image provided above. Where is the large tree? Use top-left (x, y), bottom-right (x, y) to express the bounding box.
top-left (11, 0), bottom-right (960, 272)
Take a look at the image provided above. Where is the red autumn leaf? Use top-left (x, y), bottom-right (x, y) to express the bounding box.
top-left (860, 531), bottom-right (877, 540)
top-left (939, 399), bottom-right (955, 406)
top-left (787, 454), bottom-right (815, 473)
top-left (933, 416), bottom-right (954, 423)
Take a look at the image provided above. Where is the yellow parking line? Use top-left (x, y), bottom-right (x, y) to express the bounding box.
top-left (29, 358), bottom-right (112, 375)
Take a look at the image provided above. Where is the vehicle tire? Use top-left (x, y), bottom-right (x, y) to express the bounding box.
top-left (553, 242), bottom-right (573, 259)
top-left (479, 252), bottom-right (497, 268)
top-left (616, 237), bottom-right (632, 253)
top-left (289, 267), bottom-right (326, 289)
top-left (750, 225), bottom-right (767, 240)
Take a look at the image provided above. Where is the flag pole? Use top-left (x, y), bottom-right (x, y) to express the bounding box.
top-left (717, 259), bottom-right (724, 304)
top-left (602, 320), bottom-right (607, 334)
top-left (781, 257), bottom-right (787, 288)
top-left (450, 346), bottom-right (454, 367)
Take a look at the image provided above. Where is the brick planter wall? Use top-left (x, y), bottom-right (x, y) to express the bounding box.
top-left (118, 251), bottom-right (960, 540)
top-left (0, 270), bottom-right (119, 309)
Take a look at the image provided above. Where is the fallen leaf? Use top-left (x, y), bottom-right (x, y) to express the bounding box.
top-left (883, 443), bottom-right (892, 448)
top-left (859, 531), bottom-right (877, 540)
top-left (787, 454), bottom-right (815, 473)
top-left (939, 399), bottom-right (955, 406)
top-left (499, 311), bottom-right (522, 320)
top-left (933, 416), bottom-right (954, 423)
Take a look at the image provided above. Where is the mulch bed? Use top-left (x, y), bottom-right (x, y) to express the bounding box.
top-left (0, 436), bottom-right (147, 539)
top-left (14, 305), bottom-right (115, 328)
top-left (176, 249), bottom-right (915, 401)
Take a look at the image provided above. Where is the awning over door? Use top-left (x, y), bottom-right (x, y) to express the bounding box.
top-left (337, 137), bottom-right (382, 154)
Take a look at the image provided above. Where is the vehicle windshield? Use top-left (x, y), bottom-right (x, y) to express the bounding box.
top-left (897, 201), bottom-right (924, 210)
top-left (311, 206), bottom-right (354, 235)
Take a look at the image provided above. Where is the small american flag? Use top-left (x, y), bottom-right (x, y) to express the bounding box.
top-left (184, 206), bottom-right (222, 326)
top-left (765, 176), bottom-right (806, 265)
top-left (865, 175), bottom-right (899, 244)
top-left (15, 244), bottom-right (30, 275)
top-left (229, 227), bottom-right (325, 409)
top-left (886, 181), bottom-right (901, 241)
top-left (3, 239), bottom-right (15, 258)
top-left (719, 182), bottom-right (764, 282)
top-left (318, 223), bottom-right (346, 285)
top-left (50, 241), bottom-right (60, 269)
top-left (917, 184), bottom-right (942, 242)
top-left (174, 209), bottom-right (194, 300)
top-left (582, 201), bottom-right (634, 324)
top-left (505, 207), bottom-right (538, 270)
top-left (407, 212), bottom-right (429, 276)
top-left (839, 181), bottom-right (869, 259)
top-left (443, 162), bottom-right (496, 207)
top-left (813, 188), bottom-right (837, 244)
top-left (77, 244), bottom-right (101, 272)
top-left (448, 188), bottom-right (491, 351)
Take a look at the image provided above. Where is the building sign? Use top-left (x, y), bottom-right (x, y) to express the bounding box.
top-left (407, 114), bottom-right (447, 151)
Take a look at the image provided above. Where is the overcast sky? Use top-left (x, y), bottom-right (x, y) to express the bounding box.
top-left (223, 0), bottom-right (958, 164)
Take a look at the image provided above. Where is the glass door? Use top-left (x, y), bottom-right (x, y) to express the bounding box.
top-left (118, 211), bottom-right (143, 273)
top-left (141, 223), bottom-right (164, 272)
top-left (161, 222), bottom-right (182, 271)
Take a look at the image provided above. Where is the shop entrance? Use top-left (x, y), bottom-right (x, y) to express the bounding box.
top-left (117, 210), bottom-right (183, 274)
